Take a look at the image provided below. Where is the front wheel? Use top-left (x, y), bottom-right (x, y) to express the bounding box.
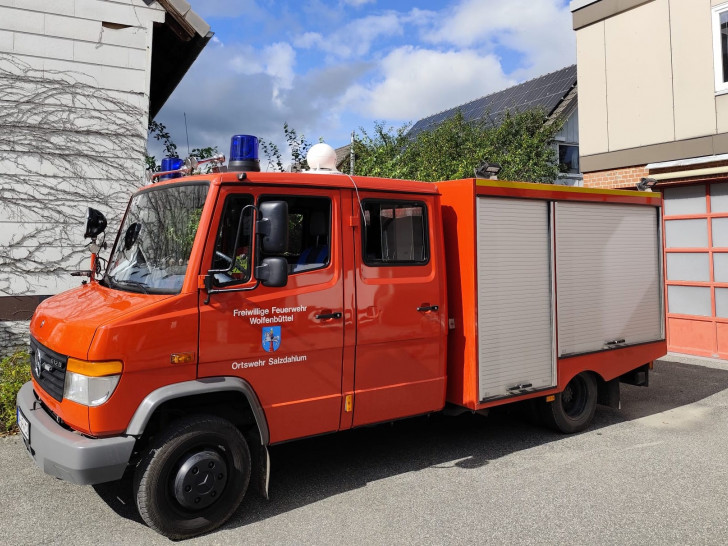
top-left (541, 372), bottom-right (597, 434)
top-left (133, 415), bottom-right (251, 540)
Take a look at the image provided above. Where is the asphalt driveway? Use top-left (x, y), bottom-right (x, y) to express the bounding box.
top-left (2, 355), bottom-right (728, 545)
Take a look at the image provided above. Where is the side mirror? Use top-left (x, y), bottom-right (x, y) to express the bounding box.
top-left (257, 201), bottom-right (288, 253)
top-left (84, 208), bottom-right (107, 239)
top-left (124, 223), bottom-right (141, 250)
top-left (255, 257), bottom-right (288, 287)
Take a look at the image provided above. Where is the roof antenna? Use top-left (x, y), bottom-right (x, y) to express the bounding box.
top-left (350, 130), bottom-right (355, 175)
top-left (184, 112), bottom-right (191, 156)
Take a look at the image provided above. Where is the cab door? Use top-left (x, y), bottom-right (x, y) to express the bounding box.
top-left (352, 193), bottom-right (447, 426)
top-left (198, 186), bottom-right (345, 444)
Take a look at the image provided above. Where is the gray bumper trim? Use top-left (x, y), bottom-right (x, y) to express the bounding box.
top-left (16, 382), bottom-right (136, 485)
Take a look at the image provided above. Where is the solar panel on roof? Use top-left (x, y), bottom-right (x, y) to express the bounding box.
top-left (407, 65), bottom-right (576, 137)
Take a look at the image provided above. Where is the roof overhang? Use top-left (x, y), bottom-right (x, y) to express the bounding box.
top-left (570, 0), bottom-right (601, 11)
top-left (571, 0), bottom-right (654, 30)
top-left (147, 0), bottom-right (212, 119)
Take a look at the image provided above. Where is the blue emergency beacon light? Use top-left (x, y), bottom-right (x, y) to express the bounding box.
top-left (229, 134), bottom-right (260, 172)
top-left (159, 157), bottom-right (185, 180)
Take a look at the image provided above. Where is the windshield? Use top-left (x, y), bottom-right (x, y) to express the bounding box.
top-left (105, 183), bottom-right (209, 294)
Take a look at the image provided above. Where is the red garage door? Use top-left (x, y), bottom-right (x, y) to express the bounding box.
top-left (664, 182), bottom-right (728, 358)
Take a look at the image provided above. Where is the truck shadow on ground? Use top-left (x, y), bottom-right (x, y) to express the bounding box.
top-left (93, 359), bottom-right (728, 535)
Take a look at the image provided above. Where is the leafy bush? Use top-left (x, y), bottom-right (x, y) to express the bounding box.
top-left (353, 110), bottom-right (564, 183)
top-left (0, 350), bottom-right (31, 433)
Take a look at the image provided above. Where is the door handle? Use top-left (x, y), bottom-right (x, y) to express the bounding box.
top-left (315, 312), bottom-right (342, 320)
top-left (507, 383), bottom-right (533, 391)
top-left (417, 305), bottom-right (439, 312)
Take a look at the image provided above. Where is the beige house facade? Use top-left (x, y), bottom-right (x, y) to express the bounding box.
top-left (572, 0), bottom-right (728, 358)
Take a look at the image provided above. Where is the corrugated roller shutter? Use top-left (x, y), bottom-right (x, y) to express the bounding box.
top-left (476, 197), bottom-right (555, 401)
top-left (555, 202), bottom-right (663, 357)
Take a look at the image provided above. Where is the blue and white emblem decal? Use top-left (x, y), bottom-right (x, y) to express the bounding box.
top-left (262, 326), bottom-right (281, 352)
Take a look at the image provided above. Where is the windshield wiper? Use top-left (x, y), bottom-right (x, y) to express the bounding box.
top-left (107, 278), bottom-right (149, 294)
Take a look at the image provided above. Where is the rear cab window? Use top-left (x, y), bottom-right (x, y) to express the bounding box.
top-left (361, 200), bottom-right (429, 266)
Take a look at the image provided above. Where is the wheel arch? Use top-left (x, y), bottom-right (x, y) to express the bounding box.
top-left (561, 369), bottom-right (622, 410)
top-left (126, 377), bottom-right (269, 446)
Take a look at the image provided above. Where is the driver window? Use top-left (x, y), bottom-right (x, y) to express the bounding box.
top-left (212, 194), bottom-right (254, 283)
top-left (259, 195), bottom-right (331, 274)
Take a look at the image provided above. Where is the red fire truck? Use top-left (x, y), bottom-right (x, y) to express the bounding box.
top-left (16, 136), bottom-right (665, 539)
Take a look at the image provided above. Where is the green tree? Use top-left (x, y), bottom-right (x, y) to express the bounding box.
top-left (145, 122), bottom-right (221, 174)
top-left (190, 146), bottom-right (221, 174)
top-left (145, 120), bottom-right (179, 172)
top-left (260, 123), bottom-right (314, 172)
top-left (350, 121), bottom-right (412, 179)
top-left (353, 109), bottom-right (563, 183)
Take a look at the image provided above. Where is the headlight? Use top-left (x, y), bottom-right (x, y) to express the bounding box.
top-left (63, 358), bottom-right (123, 407)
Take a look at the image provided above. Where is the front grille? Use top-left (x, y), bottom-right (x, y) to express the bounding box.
top-left (30, 337), bottom-right (67, 402)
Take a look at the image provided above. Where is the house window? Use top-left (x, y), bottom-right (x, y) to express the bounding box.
top-left (713, 3), bottom-right (728, 93)
top-left (558, 144), bottom-right (580, 174)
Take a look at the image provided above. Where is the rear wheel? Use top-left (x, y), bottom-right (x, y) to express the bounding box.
top-left (542, 372), bottom-right (597, 433)
top-left (133, 415), bottom-right (251, 540)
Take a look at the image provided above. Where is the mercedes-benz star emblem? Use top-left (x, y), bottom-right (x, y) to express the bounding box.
top-left (34, 351), bottom-right (43, 379)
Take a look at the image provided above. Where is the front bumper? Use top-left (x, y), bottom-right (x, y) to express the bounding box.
top-left (16, 382), bottom-right (136, 485)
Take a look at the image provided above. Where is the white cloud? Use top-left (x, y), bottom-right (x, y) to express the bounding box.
top-left (153, 0), bottom-right (577, 161)
top-left (424, 0), bottom-right (575, 77)
top-left (262, 43), bottom-right (296, 87)
top-left (346, 46), bottom-right (514, 120)
top-left (227, 42), bottom-right (296, 106)
top-left (294, 32), bottom-right (324, 49)
top-left (151, 41), bottom-right (370, 165)
top-left (293, 13), bottom-right (403, 59)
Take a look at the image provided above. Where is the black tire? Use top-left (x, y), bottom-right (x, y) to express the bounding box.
top-left (541, 372), bottom-right (597, 434)
top-left (133, 415), bottom-right (251, 540)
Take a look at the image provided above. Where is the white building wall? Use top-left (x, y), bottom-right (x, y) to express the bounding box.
top-left (0, 0), bottom-right (165, 349)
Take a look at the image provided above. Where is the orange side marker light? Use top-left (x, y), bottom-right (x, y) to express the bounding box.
top-left (171, 352), bottom-right (195, 365)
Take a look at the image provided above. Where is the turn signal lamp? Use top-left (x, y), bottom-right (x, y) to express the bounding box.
top-left (160, 157), bottom-right (184, 180)
top-left (64, 358), bottom-right (123, 407)
top-left (229, 134), bottom-right (260, 172)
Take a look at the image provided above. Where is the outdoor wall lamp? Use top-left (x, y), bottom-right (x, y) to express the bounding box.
top-left (475, 161), bottom-right (502, 180)
top-left (636, 177), bottom-right (659, 192)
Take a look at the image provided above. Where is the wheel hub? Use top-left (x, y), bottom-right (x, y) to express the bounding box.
top-left (562, 385), bottom-right (574, 405)
top-left (173, 449), bottom-right (228, 510)
top-left (562, 377), bottom-right (586, 418)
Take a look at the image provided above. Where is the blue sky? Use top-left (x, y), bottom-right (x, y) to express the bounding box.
top-left (151, 0), bottom-right (576, 165)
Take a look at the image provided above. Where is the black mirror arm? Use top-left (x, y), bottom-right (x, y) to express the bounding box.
top-left (222, 204), bottom-right (258, 277)
top-left (203, 203), bottom-right (260, 305)
top-left (256, 217), bottom-right (271, 238)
